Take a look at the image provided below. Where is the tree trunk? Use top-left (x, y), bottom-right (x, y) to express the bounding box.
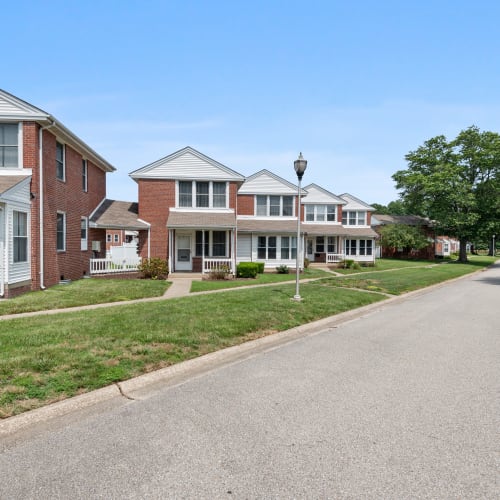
top-left (458, 237), bottom-right (468, 262)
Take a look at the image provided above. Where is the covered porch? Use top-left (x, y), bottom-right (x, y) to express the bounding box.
top-left (167, 211), bottom-right (237, 274)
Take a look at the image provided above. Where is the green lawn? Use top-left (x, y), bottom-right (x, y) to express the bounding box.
top-left (333, 258), bottom-right (435, 275)
top-left (0, 279), bottom-right (170, 316)
top-left (321, 256), bottom-right (496, 295)
top-left (190, 267), bottom-right (330, 292)
top-left (0, 255), bottom-right (494, 418)
top-left (0, 284), bottom-right (383, 417)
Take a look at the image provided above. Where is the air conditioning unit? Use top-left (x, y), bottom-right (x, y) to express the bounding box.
top-left (91, 241), bottom-right (101, 252)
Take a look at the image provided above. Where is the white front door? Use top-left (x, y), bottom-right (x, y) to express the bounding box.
top-left (176, 234), bottom-right (192, 271)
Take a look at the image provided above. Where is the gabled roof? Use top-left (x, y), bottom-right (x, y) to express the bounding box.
top-left (0, 89), bottom-right (116, 173)
top-left (302, 183), bottom-right (345, 204)
top-left (339, 193), bottom-right (374, 211)
top-left (129, 146), bottom-right (245, 182)
top-left (238, 169), bottom-right (306, 195)
top-left (0, 174), bottom-right (31, 201)
top-left (89, 199), bottom-right (149, 230)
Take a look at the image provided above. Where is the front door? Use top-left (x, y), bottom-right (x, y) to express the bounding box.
top-left (176, 234), bottom-right (192, 271)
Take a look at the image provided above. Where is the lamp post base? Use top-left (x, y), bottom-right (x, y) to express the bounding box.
top-left (292, 294), bottom-right (302, 302)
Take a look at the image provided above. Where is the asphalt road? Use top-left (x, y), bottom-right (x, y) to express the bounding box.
top-left (1, 263), bottom-right (499, 499)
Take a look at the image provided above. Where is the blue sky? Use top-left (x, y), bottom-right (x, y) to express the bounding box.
top-left (4, 0), bottom-right (500, 204)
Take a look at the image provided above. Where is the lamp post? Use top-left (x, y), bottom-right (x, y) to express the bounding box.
top-left (493, 234), bottom-right (496, 256)
top-left (294, 152), bottom-right (307, 301)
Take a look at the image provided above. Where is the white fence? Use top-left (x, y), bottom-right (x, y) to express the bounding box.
top-left (326, 253), bottom-right (344, 263)
top-left (203, 258), bottom-right (234, 274)
top-left (90, 256), bottom-right (142, 275)
top-left (91, 244), bottom-right (141, 275)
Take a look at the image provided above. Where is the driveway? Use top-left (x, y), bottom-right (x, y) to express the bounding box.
top-left (0, 263), bottom-right (498, 499)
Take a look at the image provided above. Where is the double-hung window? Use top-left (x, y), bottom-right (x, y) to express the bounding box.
top-left (255, 195), bottom-right (294, 216)
top-left (81, 217), bottom-right (88, 251)
top-left (56, 141), bottom-right (65, 180)
top-left (178, 181), bottom-right (227, 208)
top-left (56, 212), bottom-right (66, 251)
top-left (281, 236), bottom-right (297, 259)
top-left (258, 236), bottom-right (277, 259)
top-left (305, 204), bottom-right (336, 222)
top-left (342, 211), bottom-right (367, 225)
top-left (13, 211), bottom-right (28, 263)
top-left (82, 159), bottom-right (88, 192)
top-left (0, 123), bottom-right (18, 168)
top-left (195, 230), bottom-right (227, 257)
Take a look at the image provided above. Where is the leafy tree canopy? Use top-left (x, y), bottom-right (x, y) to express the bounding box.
top-left (379, 224), bottom-right (429, 251)
top-left (393, 126), bottom-right (500, 262)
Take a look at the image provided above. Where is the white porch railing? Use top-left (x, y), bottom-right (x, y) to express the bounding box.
top-left (326, 253), bottom-right (345, 263)
top-left (203, 258), bottom-right (234, 274)
top-left (90, 257), bottom-right (142, 275)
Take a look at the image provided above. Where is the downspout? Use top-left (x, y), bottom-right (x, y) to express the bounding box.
top-left (38, 120), bottom-right (55, 289)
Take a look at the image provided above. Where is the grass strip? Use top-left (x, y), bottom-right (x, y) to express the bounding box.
top-left (0, 284), bottom-right (383, 417)
top-left (0, 279), bottom-right (170, 316)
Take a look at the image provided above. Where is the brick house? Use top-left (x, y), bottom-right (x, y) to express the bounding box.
top-left (130, 146), bottom-right (377, 273)
top-left (0, 89), bottom-right (115, 297)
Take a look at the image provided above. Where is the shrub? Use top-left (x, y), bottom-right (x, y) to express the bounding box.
top-left (138, 258), bottom-right (169, 280)
top-left (276, 265), bottom-right (290, 274)
top-left (237, 262), bottom-right (259, 278)
top-left (303, 258), bottom-right (310, 269)
top-left (256, 262), bottom-right (265, 274)
top-left (208, 265), bottom-right (231, 280)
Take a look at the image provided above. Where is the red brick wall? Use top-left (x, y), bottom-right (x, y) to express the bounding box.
top-left (237, 194), bottom-right (254, 215)
top-left (28, 125), bottom-right (107, 289)
top-left (138, 179), bottom-right (175, 259)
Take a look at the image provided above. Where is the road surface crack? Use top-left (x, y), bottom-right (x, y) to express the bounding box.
top-left (115, 382), bottom-right (135, 400)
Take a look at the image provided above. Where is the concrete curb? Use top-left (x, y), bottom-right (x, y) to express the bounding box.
top-left (0, 262), bottom-right (495, 437)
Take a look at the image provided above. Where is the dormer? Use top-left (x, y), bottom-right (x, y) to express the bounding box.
top-left (130, 146), bottom-right (245, 211)
top-left (339, 193), bottom-right (374, 227)
top-left (237, 169), bottom-right (306, 218)
top-left (302, 183), bottom-right (345, 224)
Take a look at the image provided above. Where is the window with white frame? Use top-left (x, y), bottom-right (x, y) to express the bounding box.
top-left (327, 236), bottom-right (337, 253)
top-left (345, 239), bottom-right (373, 256)
top-left (255, 195), bottom-right (294, 217)
top-left (280, 236), bottom-right (297, 259)
top-left (178, 181), bottom-right (227, 208)
top-left (258, 235), bottom-right (296, 260)
top-left (56, 212), bottom-right (66, 251)
top-left (13, 210), bottom-right (28, 263)
top-left (81, 217), bottom-right (88, 251)
top-left (82, 159), bottom-right (88, 192)
top-left (195, 230), bottom-right (228, 257)
top-left (0, 123), bottom-right (19, 168)
top-left (56, 141), bottom-right (65, 180)
top-left (114, 234), bottom-right (119, 243)
top-left (342, 211), bottom-right (367, 225)
top-left (258, 236), bottom-right (277, 259)
top-left (305, 204), bottom-right (336, 222)
top-left (106, 234), bottom-right (112, 242)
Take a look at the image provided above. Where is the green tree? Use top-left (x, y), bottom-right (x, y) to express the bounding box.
top-left (393, 126), bottom-right (500, 262)
top-left (379, 224), bottom-right (429, 253)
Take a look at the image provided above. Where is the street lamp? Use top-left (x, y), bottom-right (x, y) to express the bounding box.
top-left (493, 234), bottom-right (496, 256)
top-left (294, 152), bottom-right (307, 301)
